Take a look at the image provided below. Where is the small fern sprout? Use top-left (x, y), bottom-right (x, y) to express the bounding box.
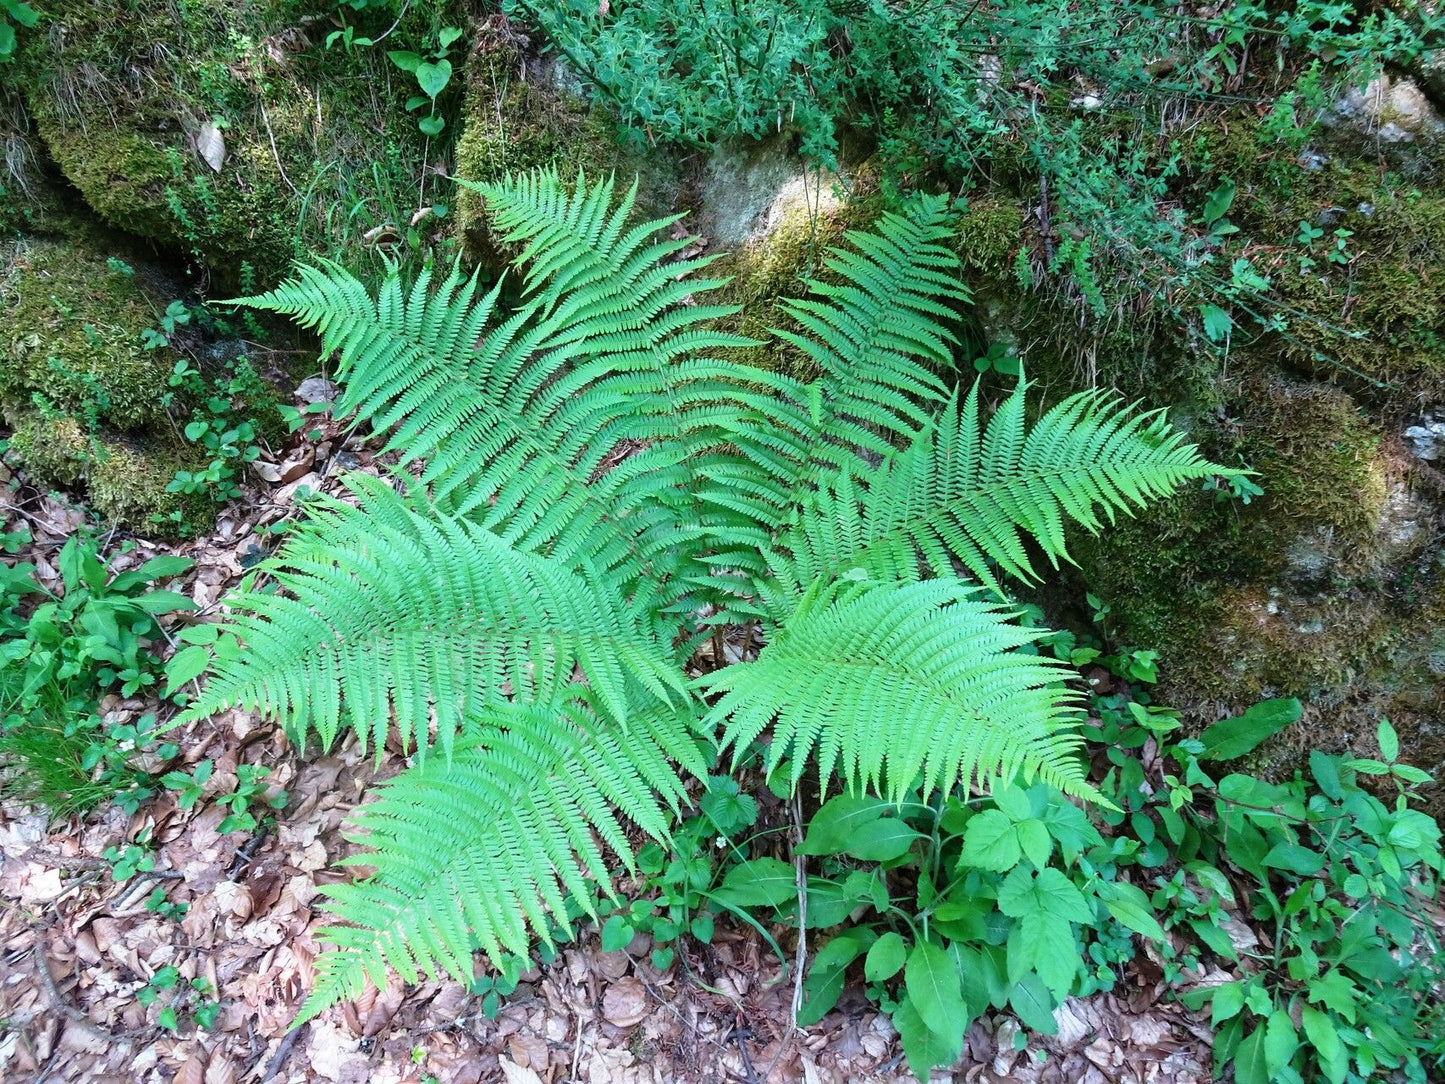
top-left (176, 168), bottom-right (1237, 1021)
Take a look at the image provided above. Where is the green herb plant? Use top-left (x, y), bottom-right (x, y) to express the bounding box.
top-left (0, 539), bottom-right (195, 815)
top-left (387, 26), bottom-right (463, 137)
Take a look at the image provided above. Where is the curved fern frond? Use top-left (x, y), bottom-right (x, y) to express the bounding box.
top-left (297, 695), bottom-right (705, 1024)
top-left (236, 170), bottom-right (753, 594)
top-left (697, 579), bottom-right (1091, 803)
top-left (179, 476), bottom-right (687, 755)
top-left (767, 378), bottom-right (1230, 597)
top-left (705, 193), bottom-right (971, 536)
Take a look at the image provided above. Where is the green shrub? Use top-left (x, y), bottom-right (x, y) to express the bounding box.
top-left (0, 536), bottom-right (195, 816)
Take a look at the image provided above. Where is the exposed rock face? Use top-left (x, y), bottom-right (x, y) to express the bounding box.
top-left (1321, 73), bottom-right (1445, 175)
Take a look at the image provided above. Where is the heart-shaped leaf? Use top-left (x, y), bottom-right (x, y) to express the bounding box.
top-left (415, 59), bottom-right (452, 100)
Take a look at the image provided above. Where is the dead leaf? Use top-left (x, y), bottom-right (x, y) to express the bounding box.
top-left (601, 976), bottom-right (648, 1027)
top-left (204, 1055), bottom-right (238, 1084)
top-left (176, 1053), bottom-right (207, 1084)
top-left (498, 1056), bottom-right (544, 1084)
top-left (194, 122), bottom-right (226, 172)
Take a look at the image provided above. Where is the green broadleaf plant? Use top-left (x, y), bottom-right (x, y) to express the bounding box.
top-left (177, 170), bottom-right (1232, 1028)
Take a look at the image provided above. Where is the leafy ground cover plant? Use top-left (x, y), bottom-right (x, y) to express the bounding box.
top-left (177, 169), bottom-right (1231, 1023)
top-left (714, 637), bottom-right (1444, 1080)
top-left (0, 537), bottom-right (194, 815)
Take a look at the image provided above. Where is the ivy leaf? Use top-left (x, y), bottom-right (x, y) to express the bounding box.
top-left (418, 115), bottom-right (446, 136)
top-left (905, 941), bottom-right (967, 1040)
top-left (600, 915), bottom-right (633, 952)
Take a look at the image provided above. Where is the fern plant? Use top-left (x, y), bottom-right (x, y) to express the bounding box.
top-left (179, 170), bottom-right (1232, 1023)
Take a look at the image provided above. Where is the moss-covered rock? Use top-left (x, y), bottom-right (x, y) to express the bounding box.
top-left (1077, 375), bottom-right (1396, 702)
top-left (0, 238), bottom-right (173, 432)
top-left (453, 32), bottom-right (680, 268)
top-left (5, 411), bottom-right (203, 531)
top-left (8, 0), bottom-right (465, 285)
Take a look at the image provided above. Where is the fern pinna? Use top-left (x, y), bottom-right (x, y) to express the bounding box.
top-left (180, 170), bottom-right (1230, 1021)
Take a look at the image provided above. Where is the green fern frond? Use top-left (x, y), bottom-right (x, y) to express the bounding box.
top-left (697, 579), bottom-right (1092, 804)
top-left (767, 378), bottom-right (1229, 597)
top-left (297, 694), bottom-right (704, 1024)
top-left (237, 170), bottom-right (753, 593)
top-left (706, 193), bottom-right (971, 531)
top-left (179, 477), bottom-right (687, 755)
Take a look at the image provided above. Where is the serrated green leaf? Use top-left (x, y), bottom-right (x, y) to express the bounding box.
top-left (958, 810), bottom-right (1021, 871)
top-left (1301, 1005), bottom-right (1345, 1084)
top-left (1377, 718), bottom-right (1399, 762)
top-left (1199, 303), bottom-right (1233, 343)
top-left (1209, 981), bottom-right (1245, 1026)
top-left (1015, 819), bottom-right (1052, 868)
top-left (163, 645), bottom-right (211, 698)
top-left (1263, 1008), bottom-right (1298, 1076)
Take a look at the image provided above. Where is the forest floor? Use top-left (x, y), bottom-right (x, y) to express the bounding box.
top-left (0, 395), bottom-right (1219, 1084)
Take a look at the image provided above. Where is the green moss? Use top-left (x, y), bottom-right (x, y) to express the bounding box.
top-left (454, 36), bottom-right (678, 267)
top-left (1078, 375), bottom-right (1389, 700)
top-left (707, 178), bottom-right (869, 381)
top-left (0, 239), bottom-right (173, 432)
top-left (5, 411), bottom-right (205, 532)
top-left (954, 196), bottom-right (1024, 276)
top-left (9, 0), bottom-right (459, 285)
